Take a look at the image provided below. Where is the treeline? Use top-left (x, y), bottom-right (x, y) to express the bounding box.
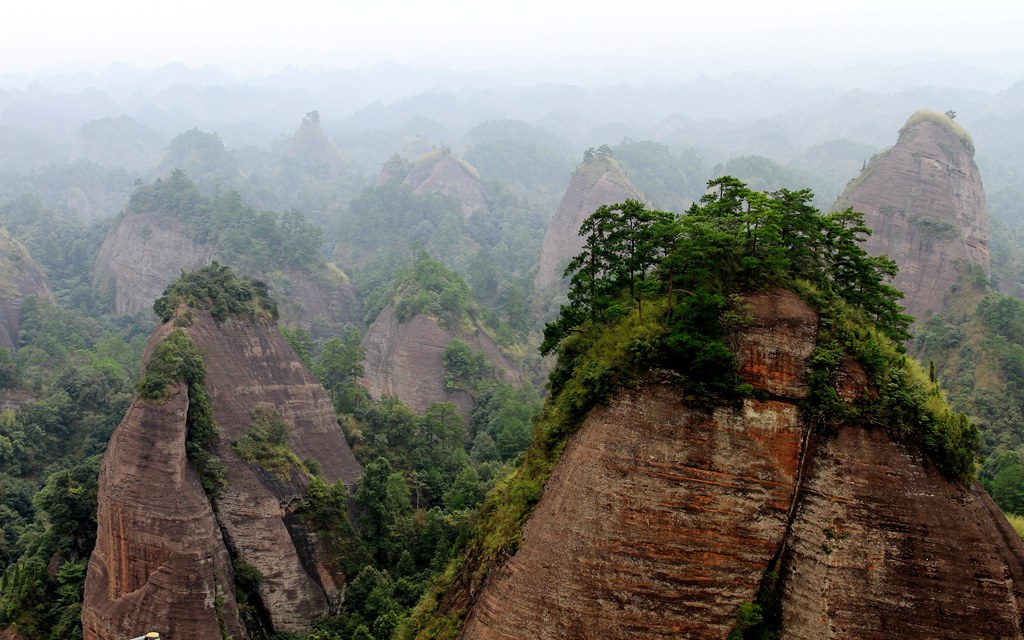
top-left (543, 176), bottom-right (912, 358)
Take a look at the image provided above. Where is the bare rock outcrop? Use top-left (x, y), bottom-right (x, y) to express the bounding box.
top-left (361, 305), bottom-right (520, 418)
top-left (83, 308), bottom-right (361, 639)
top-left (533, 155), bottom-right (646, 295)
top-left (401, 150), bottom-right (487, 218)
top-left (0, 227), bottom-right (54, 351)
top-left (457, 288), bottom-right (1024, 639)
top-left (835, 111), bottom-right (989, 321)
top-left (782, 426), bottom-right (1024, 640)
top-left (95, 212), bottom-right (216, 316)
top-left (95, 211), bottom-right (360, 337)
top-left (81, 383), bottom-right (245, 640)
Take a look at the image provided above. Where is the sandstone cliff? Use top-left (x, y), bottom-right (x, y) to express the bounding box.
top-left (533, 155), bottom-right (646, 295)
top-left (401, 150), bottom-right (487, 218)
top-left (835, 110), bottom-right (989, 321)
top-left (0, 228), bottom-right (54, 351)
top-left (83, 301), bottom-right (362, 639)
top-left (452, 289), bottom-right (1024, 639)
top-left (94, 212), bottom-right (216, 316)
top-left (94, 206), bottom-right (361, 338)
top-left (361, 304), bottom-right (520, 419)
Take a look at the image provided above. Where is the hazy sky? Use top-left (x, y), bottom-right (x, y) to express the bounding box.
top-left (2, 0), bottom-right (1022, 75)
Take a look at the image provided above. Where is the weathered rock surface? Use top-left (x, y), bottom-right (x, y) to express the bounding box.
top-left (401, 151), bottom-right (487, 218)
top-left (82, 383), bottom-right (246, 640)
top-left (0, 227), bottom-right (54, 351)
top-left (835, 112), bottom-right (989, 321)
top-left (457, 288), bottom-right (1024, 639)
top-left (782, 426), bottom-right (1024, 640)
top-left (361, 305), bottom-right (520, 418)
top-left (95, 212), bottom-right (216, 316)
top-left (95, 212), bottom-right (361, 337)
top-left (533, 155), bottom-right (646, 294)
top-left (83, 310), bottom-right (361, 639)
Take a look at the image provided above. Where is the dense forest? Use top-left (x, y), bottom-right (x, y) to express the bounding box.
top-left (1, 59), bottom-right (1024, 639)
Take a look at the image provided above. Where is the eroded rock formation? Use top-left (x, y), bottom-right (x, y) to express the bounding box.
top-left (361, 304), bottom-right (520, 419)
top-left (0, 228), bottom-right (54, 351)
top-left (533, 155), bottom-right (646, 294)
top-left (83, 309), bottom-right (361, 640)
top-left (95, 211), bottom-right (360, 338)
top-left (95, 212), bottom-right (215, 316)
top-left (401, 151), bottom-right (487, 218)
top-left (457, 288), bottom-right (1024, 639)
top-left (835, 111), bottom-right (989, 321)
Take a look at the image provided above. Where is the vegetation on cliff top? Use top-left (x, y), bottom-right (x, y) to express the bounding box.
top-left (403, 177), bottom-right (979, 640)
top-left (901, 109), bottom-right (975, 155)
top-left (153, 261), bottom-right (278, 324)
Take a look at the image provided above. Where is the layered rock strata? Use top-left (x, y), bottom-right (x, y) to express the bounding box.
top-left (835, 112), bottom-right (989, 321)
top-left (361, 305), bottom-right (520, 418)
top-left (457, 288), bottom-right (1024, 639)
top-left (83, 310), bottom-right (361, 639)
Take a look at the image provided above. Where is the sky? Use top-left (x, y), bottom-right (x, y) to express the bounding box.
top-left (2, 0), bottom-right (1023, 76)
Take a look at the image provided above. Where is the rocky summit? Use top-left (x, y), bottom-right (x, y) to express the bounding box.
top-left (835, 110), bottom-right (989, 322)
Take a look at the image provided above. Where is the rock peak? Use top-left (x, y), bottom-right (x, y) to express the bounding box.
top-left (835, 109), bottom-right (989, 321)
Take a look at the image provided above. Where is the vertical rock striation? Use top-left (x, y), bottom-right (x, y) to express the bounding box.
top-left (455, 288), bottom-right (1024, 639)
top-left (83, 307), bottom-right (361, 639)
top-left (834, 111), bottom-right (989, 321)
top-left (360, 304), bottom-right (520, 419)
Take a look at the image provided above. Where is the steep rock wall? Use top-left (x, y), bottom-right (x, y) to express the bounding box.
top-left (0, 228), bottom-right (54, 351)
top-left (82, 383), bottom-right (245, 640)
top-left (460, 289), bottom-right (815, 639)
top-left (533, 156), bottom-right (646, 294)
top-left (94, 212), bottom-right (216, 316)
top-left (457, 288), bottom-right (1024, 639)
top-left (361, 305), bottom-right (520, 419)
top-left (95, 212), bottom-right (361, 336)
top-left (781, 425), bottom-right (1024, 640)
top-left (84, 311), bottom-right (362, 639)
top-left (835, 114), bottom-right (989, 321)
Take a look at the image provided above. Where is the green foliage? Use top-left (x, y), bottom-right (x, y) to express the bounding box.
top-left (129, 171), bottom-right (326, 273)
top-left (902, 109), bottom-right (975, 155)
top-left (312, 327), bottom-right (367, 414)
top-left (137, 328), bottom-right (225, 499)
top-left (153, 261), bottom-right (278, 324)
top-left (232, 407), bottom-right (310, 480)
top-left (393, 254), bottom-right (476, 330)
top-left (442, 340), bottom-right (491, 391)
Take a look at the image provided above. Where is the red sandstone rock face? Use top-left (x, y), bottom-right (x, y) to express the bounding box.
top-left (82, 384), bottom-right (245, 640)
top-left (782, 426), bottom-right (1024, 640)
top-left (0, 228), bottom-right (54, 351)
top-left (836, 115), bottom-right (989, 321)
top-left (456, 287), bottom-right (1024, 639)
top-left (533, 156), bottom-right (646, 294)
top-left (401, 153), bottom-right (487, 218)
top-left (94, 212), bottom-right (217, 316)
top-left (361, 305), bottom-right (521, 420)
top-left (461, 389), bottom-right (805, 640)
top-left (83, 311), bottom-right (361, 639)
top-left (735, 289), bottom-right (818, 399)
